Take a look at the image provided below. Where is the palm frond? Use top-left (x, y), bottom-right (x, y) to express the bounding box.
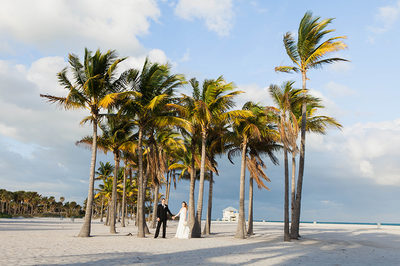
top-left (275, 66), bottom-right (300, 73)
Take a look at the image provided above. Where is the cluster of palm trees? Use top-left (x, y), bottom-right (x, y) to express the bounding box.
top-left (0, 189), bottom-right (81, 218)
top-left (40, 11), bottom-right (347, 241)
top-left (90, 161), bottom-right (152, 230)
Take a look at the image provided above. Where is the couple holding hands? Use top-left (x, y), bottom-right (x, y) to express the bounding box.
top-left (154, 198), bottom-right (190, 239)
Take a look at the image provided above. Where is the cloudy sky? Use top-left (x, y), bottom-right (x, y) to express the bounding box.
top-left (1, 0), bottom-right (399, 223)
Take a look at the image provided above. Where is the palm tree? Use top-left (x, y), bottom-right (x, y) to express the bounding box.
top-left (202, 122), bottom-right (229, 235)
top-left (229, 102), bottom-right (278, 238)
top-left (275, 11), bottom-right (348, 239)
top-left (269, 81), bottom-right (342, 240)
top-left (40, 48), bottom-right (126, 237)
top-left (119, 59), bottom-right (186, 237)
top-left (96, 174), bottom-right (113, 225)
top-left (77, 115), bottom-right (135, 233)
top-left (268, 81), bottom-right (303, 241)
top-left (246, 134), bottom-right (280, 236)
top-left (171, 78), bottom-right (202, 233)
top-left (186, 77), bottom-right (249, 238)
top-left (293, 91), bottom-right (343, 239)
top-left (149, 129), bottom-right (185, 228)
top-left (120, 151), bottom-right (136, 227)
top-left (95, 162), bottom-right (114, 222)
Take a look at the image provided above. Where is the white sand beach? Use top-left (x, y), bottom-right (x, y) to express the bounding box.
top-left (1, 218), bottom-right (400, 265)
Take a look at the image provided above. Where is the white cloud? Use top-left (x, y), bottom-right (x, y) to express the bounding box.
top-left (308, 119), bottom-right (400, 186)
top-left (0, 48), bottom-right (173, 146)
top-left (308, 133), bottom-right (335, 152)
top-left (368, 0), bottom-right (400, 35)
top-left (0, 123), bottom-right (18, 138)
top-left (27, 56), bottom-right (67, 96)
top-left (329, 61), bottom-right (353, 73)
top-left (236, 83), bottom-right (273, 108)
top-left (117, 48), bottom-right (169, 73)
top-left (0, 0), bottom-right (160, 55)
top-left (308, 89), bottom-right (345, 118)
top-left (0, 58), bottom-right (89, 145)
top-left (180, 49), bottom-right (191, 63)
top-left (148, 49), bottom-right (169, 64)
top-left (0, 48), bottom-right (175, 202)
top-left (359, 160), bottom-right (374, 177)
top-left (174, 0), bottom-right (234, 36)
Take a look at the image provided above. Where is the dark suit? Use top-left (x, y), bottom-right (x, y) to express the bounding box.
top-left (154, 203), bottom-right (173, 238)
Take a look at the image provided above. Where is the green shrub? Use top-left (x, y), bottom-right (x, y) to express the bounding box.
top-left (0, 212), bottom-right (12, 218)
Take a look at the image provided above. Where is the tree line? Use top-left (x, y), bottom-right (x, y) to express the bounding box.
top-left (0, 189), bottom-right (82, 218)
top-left (39, 11), bottom-right (347, 240)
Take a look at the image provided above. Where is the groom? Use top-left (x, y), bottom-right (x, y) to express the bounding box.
top-left (154, 198), bottom-right (173, 238)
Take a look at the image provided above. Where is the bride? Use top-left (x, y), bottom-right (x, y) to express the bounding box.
top-left (172, 201), bottom-right (190, 239)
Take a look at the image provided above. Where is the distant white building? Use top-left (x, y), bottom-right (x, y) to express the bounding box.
top-left (222, 207), bottom-right (239, 222)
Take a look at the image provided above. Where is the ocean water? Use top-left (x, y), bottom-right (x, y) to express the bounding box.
top-left (211, 219), bottom-right (400, 226)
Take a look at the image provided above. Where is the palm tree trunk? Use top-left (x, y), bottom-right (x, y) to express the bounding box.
top-left (125, 203), bottom-right (128, 223)
top-left (137, 126), bottom-right (145, 237)
top-left (165, 171), bottom-right (171, 204)
top-left (188, 139), bottom-right (196, 232)
top-left (193, 131), bottom-right (207, 238)
top-left (143, 172), bottom-right (150, 234)
top-left (203, 171), bottom-right (213, 235)
top-left (235, 140), bottom-right (247, 239)
top-left (110, 151), bottom-right (119, 234)
top-left (78, 116), bottom-right (98, 237)
top-left (284, 146), bottom-right (290, 241)
top-left (135, 200), bottom-right (139, 226)
top-left (291, 71), bottom-right (307, 239)
top-left (165, 171), bottom-right (169, 204)
top-left (247, 177), bottom-right (254, 236)
top-left (117, 201), bottom-right (121, 222)
top-left (291, 153), bottom-right (296, 233)
top-left (105, 203), bottom-right (110, 225)
top-left (100, 196), bottom-right (104, 223)
top-left (145, 218), bottom-right (151, 234)
top-left (151, 184), bottom-right (159, 228)
top-left (121, 161), bottom-right (128, 227)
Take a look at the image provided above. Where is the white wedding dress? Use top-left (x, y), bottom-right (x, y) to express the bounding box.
top-left (175, 207), bottom-right (190, 239)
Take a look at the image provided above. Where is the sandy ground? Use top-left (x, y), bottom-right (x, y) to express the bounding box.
top-left (1, 218), bottom-right (400, 265)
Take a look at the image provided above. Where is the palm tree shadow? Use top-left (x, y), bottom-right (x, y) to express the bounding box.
top-left (37, 226), bottom-right (400, 266)
top-left (40, 239), bottom-right (293, 266)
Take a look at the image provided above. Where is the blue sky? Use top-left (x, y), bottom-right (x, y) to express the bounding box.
top-left (0, 0), bottom-right (399, 223)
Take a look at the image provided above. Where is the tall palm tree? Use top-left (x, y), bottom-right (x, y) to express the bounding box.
top-left (40, 48), bottom-right (126, 237)
top-left (179, 77), bottom-right (249, 238)
top-left (163, 136), bottom-right (186, 206)
top-left (292, 91), bottom-right (342, 239)
top-left (200, 77), bottom-right (249, 238)
top-left (119, 59), bottom-right (187, 237)
top-left (268, 81), bottom-right (303, 241)
top-left (245, 134), bottom-right (280, 236)
top-left (149, 129), bottom-right (185, 228)
top-left (275, 11), bottom-right (348, 239)
top-left (269, 81), bottom-right (342, 240)
top-left (77, 115), bottom-right (135, 233)
top-left (120, 151), bottom-right (136, 227)
top-left (229, 102), bottom-right (278, 238)
top-left (171, 78), bottom-right (202, 232)
top-left (202, 122), bottom-right (229, 235)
